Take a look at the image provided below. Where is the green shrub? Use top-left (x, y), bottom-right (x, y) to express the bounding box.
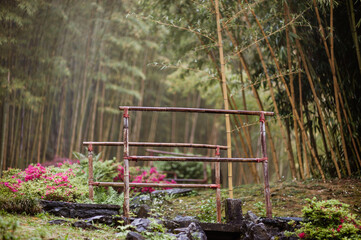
top-left (153, 149), bottom-right (205, 180)
top-left (288, 198), bottom-right (361, 239)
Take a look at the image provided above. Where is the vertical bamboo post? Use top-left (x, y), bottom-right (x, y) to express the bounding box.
top-left (215, 0), bottom-right (233, 199)
top-left (260, 112), bottom-right (272, 218)
top-left (215, 146), bottom-right (222, 223)
top-left (88, 144), bottom-right (94, 201)
top-left (123, 108), bottom-right (130, 221)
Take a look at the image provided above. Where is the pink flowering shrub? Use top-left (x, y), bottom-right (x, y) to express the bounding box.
top-left (0, 163), bottom-right (87, 202)
top-left (114, 166), bottom-right (175, 193)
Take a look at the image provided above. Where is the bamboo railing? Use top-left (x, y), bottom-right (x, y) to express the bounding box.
top-left (83, 106), bottom-right (274, 222)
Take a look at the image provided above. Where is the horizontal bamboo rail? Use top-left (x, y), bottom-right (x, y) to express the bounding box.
top-left (126, 156), bottom-right (267, 163)
top-left (92, 182), bottom-right (219, 188)
top-left (119, 106), bottom-right (274, 116)
top-left (83, 141), bottom-right (228, 149)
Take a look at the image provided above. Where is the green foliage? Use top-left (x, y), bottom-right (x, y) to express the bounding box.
top-left (288, 198), bottom-right (361, 239)
top-left (153, 150), bottom-right (205, 180)
top-left (0, 216), bottom-right (19, 240)
top-left (86, 186), bottom-right (124, 206)
top-left (74, 151), bottom-right (118, 183)
top-left (197, 198), bottom-right (218, 223)
top-left (253, 201), bottom-right (266, 218)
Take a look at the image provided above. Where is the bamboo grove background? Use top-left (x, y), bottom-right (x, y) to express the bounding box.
top-left (1, 0), bottom-right (360, 185)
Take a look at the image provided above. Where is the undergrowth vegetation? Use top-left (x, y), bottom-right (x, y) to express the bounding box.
top-left (0, 151), bottom-right (177, 214)
top-left (286, 198), bottom-right (361, 239)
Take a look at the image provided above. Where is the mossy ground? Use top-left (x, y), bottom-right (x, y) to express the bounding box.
top-left (1, 179), bottom-right (360, 239)
top-left (157, 179), bottom-right (361, 219)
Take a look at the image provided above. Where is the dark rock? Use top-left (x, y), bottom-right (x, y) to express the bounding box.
top-left (125, 232), bottom-right (145, 240)
top-left (136, 204), bottom-right (150, 218)
top-left (162, 219), bottom-right (179, 231)
top-left (176, 232), bottom-right (191, 240)
top-left (225, 198), bottom-right (243, 224)
top-left (188, 222), bottom-right (207, 240)
top-left (244, 211), bottom-right (259, 223)
top-left (72, 220), bottom-right (99, 230)
top-left (130, 195), bottom-right (151, 209)
top-left (85, 215), bottom-right (114, 225)
top-left (250, 223), bottom-right (270, 240)
top-left (174, 222), bottom-right (207, 240)
top-left (173, 215), bottom-right (199, 223)
top-left (131, 218), bottom-right (151, 232)
top-left (40, 200), bottom-right (121, 218)
top-left (48, 219), bottom-right (69, 225)
top-left (151, 188), bottom-right (193, 197)
top-left (174, 227), bottom-right (189, 234)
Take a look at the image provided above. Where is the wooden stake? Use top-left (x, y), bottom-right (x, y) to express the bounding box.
top-left (88, 145), bottom-right (94, 201)
top-left (123, 108), bottom-right (130, 221)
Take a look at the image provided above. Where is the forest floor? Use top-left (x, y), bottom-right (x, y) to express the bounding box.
top-left (159, 178), bottom-right (361, 219)
top-left (1, 179), bottom-right (360, 239)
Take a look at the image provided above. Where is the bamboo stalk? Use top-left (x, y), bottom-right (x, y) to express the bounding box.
top-left (83, 141), bottom-right (228, 149)
top-left (284, 4), bottom-right (341, 178)
top-left (313, 0), bottom-right (354, 173)
top-left (220, 16), bottom-right (279, 182)
top-left (284, 4), bottom-right (304, 179)
top-left (37, 104), bottom-right (44, 164)
top-left (260, 113), bottom-right (272, 218)
top-left (298, 57), bottom-right (310, 177)
top-left (244, 0), bottom-right (326, 181)
top-left (214, 0), bottom-right (233, 198)
top-left (119, 106), bottom-right (274, 116)
top-left (92, 182), bottom-right (220, 188)
top-left (88, 145), bottom-right (94, 200)
top-left (193, 23), bottom-right (260, 183)
top-left (215, 147), bottom-right (221, 223)
top-left (126, 156), bottom-right (268, 163)
top-left (330, 0), bottom-right (351, 176)
top-left (230, 106), bottom-right (260, 183)
top-left (242, 11), bottom-right (294, 180)
top-left (123, 109), bottom-right (130, 221)
top-left (346, 0), bottom-right (361, 75)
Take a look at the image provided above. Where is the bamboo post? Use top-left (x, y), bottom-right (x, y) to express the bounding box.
top-left (215, 0), bottom-right (233, 199)
top-left (123, 108), bottom-right (130, 221)
top-left (260, 113), bottom-right (272, 218)
top-left (215, 146), bottom-right (222, 223)
top-left (88, 144), bottom-right (94, 201)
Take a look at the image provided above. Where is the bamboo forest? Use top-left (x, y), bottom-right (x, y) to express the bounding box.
top-left (0, 1), bottom-right (361, 239)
